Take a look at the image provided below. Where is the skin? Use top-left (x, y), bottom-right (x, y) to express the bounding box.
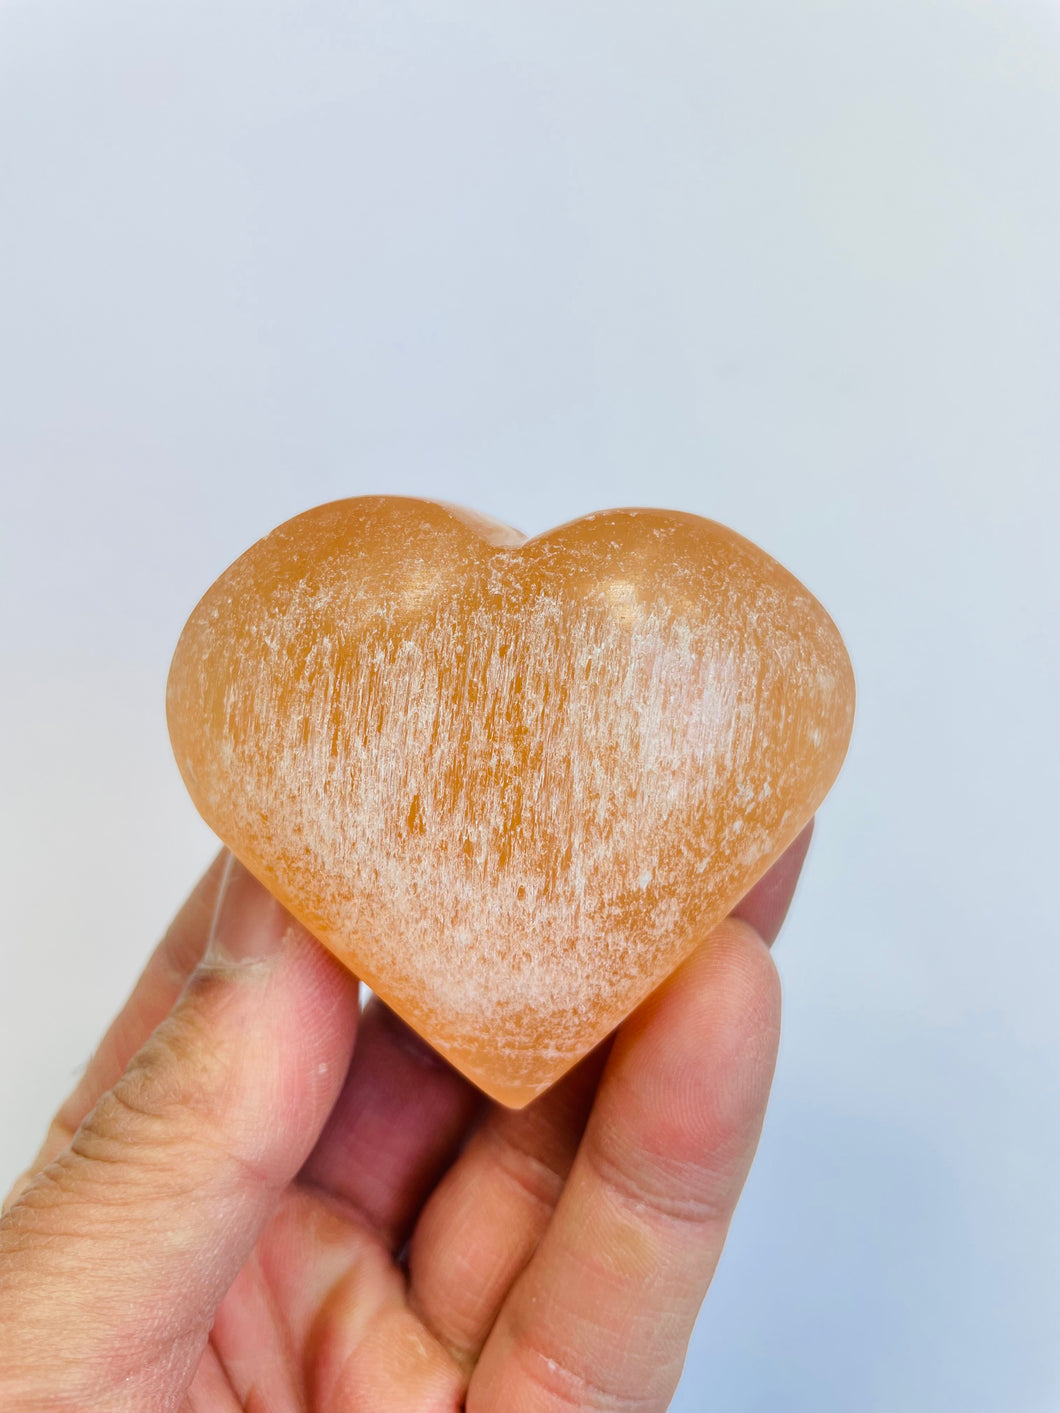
top-left (0, 821), bottom-right (813, 1412)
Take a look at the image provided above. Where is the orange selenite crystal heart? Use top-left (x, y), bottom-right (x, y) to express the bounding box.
top-left (167, 498), bottom-right (854, 1106)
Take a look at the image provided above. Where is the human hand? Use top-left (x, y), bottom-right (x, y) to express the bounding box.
top-left (0, 825), bottom-right (812, 1411)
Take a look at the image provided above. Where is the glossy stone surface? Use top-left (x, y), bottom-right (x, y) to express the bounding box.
top-left (167, 498), bottom-right (855, 1106)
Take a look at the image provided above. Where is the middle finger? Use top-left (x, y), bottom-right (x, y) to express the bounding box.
top-left (405, 1042), bottom-right (607, 1368)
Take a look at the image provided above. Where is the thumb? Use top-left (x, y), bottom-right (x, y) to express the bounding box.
top-left (0, 857), bottom-right (360, 1410)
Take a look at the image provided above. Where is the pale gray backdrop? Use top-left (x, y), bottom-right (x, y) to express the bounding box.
top-left (1, 3), bottom-right (1058, 1409)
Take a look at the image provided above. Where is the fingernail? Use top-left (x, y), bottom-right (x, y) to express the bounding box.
top-left (206, 855), bottom-right (290, 964)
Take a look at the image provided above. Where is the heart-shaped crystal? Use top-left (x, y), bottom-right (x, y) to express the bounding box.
top-left (167, 498), bottom-right (854, 1105)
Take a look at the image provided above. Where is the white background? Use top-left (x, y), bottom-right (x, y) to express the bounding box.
top-left (2, 3), bottom-right (1058, 1408)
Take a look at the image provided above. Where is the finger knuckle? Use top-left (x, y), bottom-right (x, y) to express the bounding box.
top-left (504, 1326), bottom-right (665, 1413)
top-left (583, 1127), bottom-right (732, 1230)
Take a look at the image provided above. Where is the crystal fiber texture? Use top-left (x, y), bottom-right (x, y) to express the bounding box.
top-left (167, 498), bottom-right (855, 1106)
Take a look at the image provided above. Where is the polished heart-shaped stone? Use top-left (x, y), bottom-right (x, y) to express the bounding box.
top-left (167, 498), bottom-right (854, 1106)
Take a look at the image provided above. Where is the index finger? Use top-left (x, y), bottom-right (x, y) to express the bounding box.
top-left (468, 918), bottom-right (781, 1412)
